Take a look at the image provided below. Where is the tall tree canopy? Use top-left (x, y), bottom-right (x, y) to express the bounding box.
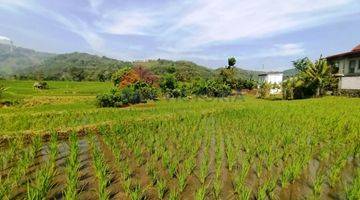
top-left (228, 57), bottom-right (236, 69)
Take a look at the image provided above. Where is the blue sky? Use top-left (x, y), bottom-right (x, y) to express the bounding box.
top-left (0, 0), bottom-right (360, 71)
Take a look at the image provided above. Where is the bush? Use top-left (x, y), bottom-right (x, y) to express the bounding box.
top-left (257, 82), bottom-right (271, 99)
top-left (160, 74), bottom-right (189, 98)
top-left (235, 79), bottom-right (257, 90)
top-left (97, 82), bottom-right (158, 107)
top-left (192, 80), bottom-right (231, 97)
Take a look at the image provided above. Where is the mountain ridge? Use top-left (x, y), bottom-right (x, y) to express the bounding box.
top-left (0, 44), bottom-right (290, 81)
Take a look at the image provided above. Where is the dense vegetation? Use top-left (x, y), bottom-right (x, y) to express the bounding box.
top-left (281, 57), bottom-right (337, 99)
top-left (0, 80), bottom-right (359, 199)
top-left (96, 58), bottom-right (257, 107)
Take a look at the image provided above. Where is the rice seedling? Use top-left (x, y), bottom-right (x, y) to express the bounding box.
top-left (27, 132), bottom-right (58, 199)
top-left (328, 157), bottom-right (347, 188)
top-left (280, 158), bottom-right (303, 188)
top-left (27, 166), bottom-right (56, 200)
top-left (177, 169), bottom-right (188, 192)
top-left (169, 188), bottom-right (180, 200)
top-left (0, 135), bottom-right (42, 199)
top-left (89, 135), bottom-right (110, 200)
top-left (195, 185), bottom-right (207, 200)
top-left (156, 178), bottom-right (168, 199)
top-left (213, 177), bottom-right (222, 199)
top-left (0, 138), bottom-right (22, 171)
top-left (346, 168), bottom-right (360, 200)
top-left (168, 158), bottom-right (178, 178)
top-left (184, 157), bottom-right (196, 176)
top-left (64, 132), bottom-right (80, 200)
top-left (234, 183), bottom-right (251, 200)
top-left (129, 183), bottom-right (146, 200)
top-left (312, 172), bottom-right (324, 199)
top-left (225, 141), bottom-right (236, 171)
top-left (198, 158), bottom-right (209, 184)
top-left (257, 178), bottom-right (277, 200)
top-left (162, 150), bottom-right (171, 169)
top-left (123, 178), bottom-right (132, 195)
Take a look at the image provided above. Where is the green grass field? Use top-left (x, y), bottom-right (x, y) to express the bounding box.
top-left (0, 80), bottom-right (359, 199)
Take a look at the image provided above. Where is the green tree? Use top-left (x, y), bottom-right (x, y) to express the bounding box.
top-left (111, 67), bottom-right (131, 86)
top-left (160, 74), bottom-right (178, 91)
top-left (228, 57), bottom-right (236, 69)
top-left (219, 67), bottom-right (236, 88)
top-left (293, 57), bottom-right (312, 72)
top-left (304, 58), bottom-right (332, 97)
top-left (69, 67), bottom-right (85, 81)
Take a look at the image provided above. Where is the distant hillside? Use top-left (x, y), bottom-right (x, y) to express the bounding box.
top-left (0, 44), bottom-right (54, 75)
top-left (214, 67), bottom-right (263, 80)
top-left (283, 68), bottom-right (299, 77)
top-left (20, 52), bottom-right (132, 81)
top-left (135, 59), bottom-right (214, 81)
top-left (1, 44), bottom-right (267, 81)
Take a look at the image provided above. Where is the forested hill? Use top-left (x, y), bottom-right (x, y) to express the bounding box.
top-left (1, 44), bottom-right (265, 81)
top-left (134, 59), bottom-right (214, 81)
top-left (19, 52), bottom-right (133, 81)
top-left (0, 44), bottom-right (54, 75)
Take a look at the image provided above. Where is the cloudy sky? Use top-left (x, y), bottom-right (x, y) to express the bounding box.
top-left (0, 0), bottom-right (360, 70)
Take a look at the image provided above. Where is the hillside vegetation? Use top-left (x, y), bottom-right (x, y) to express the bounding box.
top-left (1, 44), bottom-right (264, 81)
top-left (0, 44), bottom-right (53, 75)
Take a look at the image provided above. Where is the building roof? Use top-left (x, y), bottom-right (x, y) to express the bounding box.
top-left (258, 71), bottom-right (283, 76)
top-left (352, 44), bottom-right (360, 52)
top-left (327, 44), bottom-right (360, 60)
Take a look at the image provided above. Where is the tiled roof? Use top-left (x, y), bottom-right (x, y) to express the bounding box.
top-left (326, 44), bottom-right (360, 60)
top-left (352, 44), bottom-right (360, 52)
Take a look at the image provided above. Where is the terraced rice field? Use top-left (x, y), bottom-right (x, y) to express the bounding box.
top-left (0, 81), bottom-right (359, 199)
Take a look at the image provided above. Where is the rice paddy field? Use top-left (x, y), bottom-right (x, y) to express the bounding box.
top-left (0, 80), bottom-right (359, 200)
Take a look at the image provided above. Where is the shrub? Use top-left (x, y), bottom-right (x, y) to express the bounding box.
top-left (97, 82), bottom-right (158, 107)
top-left (192, 79), bottom-right (231, 97)
top-left (257, 82), bottom-right (271, 99)
top-left (235, 79), bottom-right (257, 90)
top-left (160, 74), bottom-right (189, 98)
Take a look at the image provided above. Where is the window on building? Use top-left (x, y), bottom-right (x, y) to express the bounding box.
top-left (349, 60), bottom-right (356, 73)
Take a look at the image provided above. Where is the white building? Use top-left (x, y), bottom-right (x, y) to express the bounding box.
top-left (258, 72), bottom-right (283, 94)
top-left (327, 44), bottom-right (360, 90)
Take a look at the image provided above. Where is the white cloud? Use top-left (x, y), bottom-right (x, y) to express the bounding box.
top-left (87, 0), bottom-right (103, 14)
top-left (1, 0), bottom-right (359, 63)
top-left (94, 0), bottom-right (358, 52)
top-left (0, 35), bottom-right (11, 41)
top-left (97, 10), bottom-right (158, 35)
top-left (167, 0), bottom-right (358, 48)
top-left (0, 0), bottom-right (105, 51)
top-left (0, 35), bottom-right (12, 45)
top-left (242, 43), bottom-right (305, 59)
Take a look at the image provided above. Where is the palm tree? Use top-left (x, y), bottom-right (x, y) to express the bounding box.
top-left (304, 58), bottom-right (331, 97)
